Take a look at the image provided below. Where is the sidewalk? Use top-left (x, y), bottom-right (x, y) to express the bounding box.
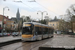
top-left (39, 35), bottom-right (75, 50)
top-left (0, 36), bottom-right (21, 47)
top-left (0, 36), bottom-right (21, 43)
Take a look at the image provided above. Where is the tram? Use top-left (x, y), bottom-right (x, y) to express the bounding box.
top-left (22, 22), bottom-right (54, 41)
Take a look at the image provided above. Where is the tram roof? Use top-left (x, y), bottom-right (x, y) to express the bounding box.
top-left (23, 22), bottom-right (54, 29)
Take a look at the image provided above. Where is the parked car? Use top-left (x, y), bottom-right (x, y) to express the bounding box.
top-left (7, 33), bottom-right (10, 36)
top-left (3, 32), bottom-right (8, 36)
top-left (0, 33), bottom-right (3, 37)
top-left (12, 32), bottom-right (19, 36)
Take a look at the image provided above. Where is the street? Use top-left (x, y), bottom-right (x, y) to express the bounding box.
top-left (0, 34), bottom-right (75, 50)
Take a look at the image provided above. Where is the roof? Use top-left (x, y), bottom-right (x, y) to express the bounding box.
top-left (23, 22), bottom-right (54, 29)
top-left (11, 17), bottom-right (22, 20)
top-left (0, 15), bottom-right (9, 20)
top-left (50, 19), bottom-right (60, 22)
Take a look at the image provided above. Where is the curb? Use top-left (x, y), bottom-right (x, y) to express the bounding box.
top-left (0, 39), bottom-right (21, 47)
top-left (39, 47), bottom-right (75, 50)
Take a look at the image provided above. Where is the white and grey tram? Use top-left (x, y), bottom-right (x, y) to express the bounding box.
top-left (22, 22), bottom-right (54, 41)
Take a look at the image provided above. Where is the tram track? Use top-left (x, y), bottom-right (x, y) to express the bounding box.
top-left (14, 42), bottom-right (32, 50)
top-left (30, 38), bottom-right (52, 50)
top-left (14, 38), bottom-right (52, 50)
top-left (0, 37), bottom-right (53, 50)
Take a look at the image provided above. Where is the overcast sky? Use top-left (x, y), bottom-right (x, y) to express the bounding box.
top-left (0, 0), bottom-right (75, 20)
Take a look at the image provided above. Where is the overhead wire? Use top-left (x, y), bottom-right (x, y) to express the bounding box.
top-left (14, 0), bottom-right (37, 11)
top-left (28, 0), bottom-right (59, 16)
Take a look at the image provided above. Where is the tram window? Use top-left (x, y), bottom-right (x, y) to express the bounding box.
top-left (50, 29), bottom-right (54, 34)
top-left (49, 28), bottom-right (51, 34)
top-left (22, 27), bottom-right (32, 34)
top-left (45, 28), bottom-right (48, 34)
top-left (50, 30), bottom-right (52, 34)
top-left (43, 28), bottom-right (46, 34)
top-left (50, 29), bottom-right (52, 34)
top-left (51, 30), bottom-right (54, 34)
top-left (35, 27), bottom-right (42, 35)
top-left (35, 27), bottom-right (39, 35)
top-left (48, 28), bottom-right (50, 34)
top-left (39, 27), bottom-right (42, 35)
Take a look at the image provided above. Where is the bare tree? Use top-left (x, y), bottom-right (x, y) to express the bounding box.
top-left (66, 4), bottom-right (75, 33)
top-left (21, 16), bottom-right (31, 22)
top-left (66, 4), bottom-right (75, 19)
top-left (44, 16), bottom-right (51, 24)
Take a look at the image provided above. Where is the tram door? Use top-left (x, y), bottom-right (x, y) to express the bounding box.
top-left (34, 26), bottom-right (42, 40)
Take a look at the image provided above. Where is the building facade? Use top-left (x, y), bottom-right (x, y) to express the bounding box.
top-left (48, 18), bottom-right (71, 34)
top-left (0, 20), bottom-right (2, 33)
top-left (48, 19), bottom-right (60, 31)
top-left (0, 20), bottom-right (2, 27)
top-left (0, 15), bottom-right (9, 27)
top-left (0, 15), bottom-right (15, 32)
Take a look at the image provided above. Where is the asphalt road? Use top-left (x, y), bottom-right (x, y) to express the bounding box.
top-left (0, 34), bottom-right (75, 50)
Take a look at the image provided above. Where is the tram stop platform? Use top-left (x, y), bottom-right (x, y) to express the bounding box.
top-left (0, 36), bottom-right (21, 47)
top-left (39, 34), bottom-right (75, 50)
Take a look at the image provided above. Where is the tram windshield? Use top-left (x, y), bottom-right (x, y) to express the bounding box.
top-left (22, 23), bottom-right (33, 34)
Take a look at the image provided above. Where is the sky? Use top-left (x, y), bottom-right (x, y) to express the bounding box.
top-left (0, 0), bottom-right (75, 20)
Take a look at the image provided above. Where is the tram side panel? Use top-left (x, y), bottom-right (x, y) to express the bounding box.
top-left (51, 29), bottom-right (54, 37)
top-left (48, 28), bottom-right (54, 37)
top-left (42, 28), bottom-right (49, 39)
top-left (34, 26), bottom-right (42, 40)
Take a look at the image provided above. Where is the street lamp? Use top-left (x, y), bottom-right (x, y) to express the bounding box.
top-left (37, 11), bottom-right (48, 20)
top-left (2, 6), bottom-right (9, 34)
